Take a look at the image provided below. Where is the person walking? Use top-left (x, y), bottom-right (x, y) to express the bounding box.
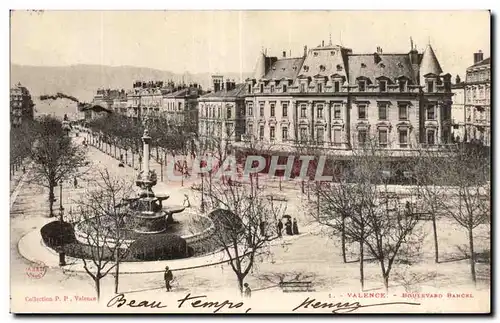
top-left (244, 283), bottom-right (252, 298)
top-left (292, 218), bottom-right (299, 235)
top-left (277, 219), bottom-right (283, 237)
top-left (164, 266), bottom-right (173, 292)
top-left (285, 218), bottom-right (293, 235)
top-left (73, 177), bottom-right (78, 189)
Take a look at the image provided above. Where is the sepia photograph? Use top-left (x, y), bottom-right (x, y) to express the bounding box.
top-left (9, 9), bottom-right (491, 314)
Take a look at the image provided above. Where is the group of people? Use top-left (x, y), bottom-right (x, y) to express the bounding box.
top-left (277, 217), bottom-right (299, 237)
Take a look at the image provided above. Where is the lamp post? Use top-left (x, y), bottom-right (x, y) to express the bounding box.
top-left (58, 180), bottom-right (66, 267)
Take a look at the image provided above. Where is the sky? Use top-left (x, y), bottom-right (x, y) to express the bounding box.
top-left (10, 10), bottom-right (490, 79)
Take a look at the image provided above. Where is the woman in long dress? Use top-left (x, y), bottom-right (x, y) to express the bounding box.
top-left (292, 218), bottom-right (299, 235)
top-left (285, 219), bottom-right (293, 235)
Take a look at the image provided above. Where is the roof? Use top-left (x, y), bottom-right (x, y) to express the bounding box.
top-left (200, 83), bottom-right (247, 100)
top-left (298, 45), bottom-right (348, 79)
top-left (262, 57), bottom-right (305, 80)
top-left (420, 44), bottom-right (443, 76)
top-left (164, 88), bottom-right (190, 98)
top-left (468, 57), bottom-right (490, 69)
top-left (347, 54), bottom-right (416, 85)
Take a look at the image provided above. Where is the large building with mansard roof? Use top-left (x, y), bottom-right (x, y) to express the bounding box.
top-left (198, 39), bottom-right (454, 158)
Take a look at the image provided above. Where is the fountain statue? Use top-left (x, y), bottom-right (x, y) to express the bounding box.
top-left (125, 129), bottom-right (185, 234)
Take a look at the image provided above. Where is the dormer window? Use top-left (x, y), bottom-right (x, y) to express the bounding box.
top-left (380, 63), bottom-right (386, 68)
top-left (317, 83), bottom-right (323, 93)
top-left (270, 85), bottom-right (275, 93)
top-left (248, 84), bottom-right (252, 93)
top-left (397, 62), bottom-right (404, 68)
top-left (361, 63), bottom-right (367, 68)
top-left (304, 66), bottom-right (309, 72)
top-left (336, 64), bottom-right (343, 71)
top-left (319, 65), bottom-right (326, 72)
top-left (260, 84), bottom-right (264, 93)
top-left (282, 84), bottom-right (287, 93)
top-left (330, 51), bottom-right (335, 56)
top-left (379, 80), bottom-right (387, 92)
top-left (427, 80), bottom-right (435, 93)
top-left (314, 52), bottom-right (318, 57)
top-left (358, 80), bottom-right (366, 92)
top-left (399, 79), bottom-right (407, 92)
top-left (334, 81), bottom-right (341, 92)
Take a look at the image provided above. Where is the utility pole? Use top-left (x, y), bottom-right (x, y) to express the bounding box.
top-left (59, 180), bottom-right (66, 267)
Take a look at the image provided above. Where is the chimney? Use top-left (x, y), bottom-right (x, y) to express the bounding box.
top-left (283, 51), bottom-right (286, 58)
top-left (322, 40), bottom-right (325, 47)
top-left (303, 45), bottom-right (308, 57)
top-left (374, 52), bottom-right (381, 64)
top-left (226, 79), bottom-right (231, 91)
top-left (474, 50), bottom-right (484, 64)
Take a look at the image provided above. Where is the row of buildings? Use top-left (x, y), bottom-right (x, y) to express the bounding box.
top-left (10, 83), bottom-right (34, 127)
top-left (451, 51), bottom-right (491, 146)
top-left (198, 40), bottom-right (459, 155)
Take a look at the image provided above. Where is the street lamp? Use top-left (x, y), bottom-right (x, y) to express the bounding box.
top-left (58, 180), bottom-right (66, 267)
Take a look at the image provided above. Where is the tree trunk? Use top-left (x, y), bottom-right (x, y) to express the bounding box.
top-left (383, 274), bottom-right (389, 293)
top-left (468, 226), bottom-right (477, 285)
top-left (95, 277), bottom-right (101, 300)
top-left (432, 213), bottom-right (439, 263)
top-left (115, 256), bottom-right (120, 294)
top-left (341, 215), bottom-right (347, 263)
top-left (48, 186), bottom-right (55, 217)
top-left (301, 180), bottom-right (305, 194)
top-left (238, 276), bottom-right (244, 296)
top-left (359, 239), bottom-right (365, 291)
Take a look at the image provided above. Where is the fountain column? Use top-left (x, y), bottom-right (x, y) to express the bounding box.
top-left (142, 129), bottom-right (151, 174)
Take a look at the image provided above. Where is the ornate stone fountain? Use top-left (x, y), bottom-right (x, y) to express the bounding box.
top-left (126, 129), bottom-right (185, 234)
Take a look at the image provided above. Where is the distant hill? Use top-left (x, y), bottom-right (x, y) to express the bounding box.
top-left (10, 64), bottom-right (252, 105)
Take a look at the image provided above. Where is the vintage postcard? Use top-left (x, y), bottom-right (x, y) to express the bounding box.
top-left (9, 10), bottom-right (491, 314)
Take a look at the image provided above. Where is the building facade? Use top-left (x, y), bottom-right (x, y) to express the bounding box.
top-left (198, 40), bottom-right (453, 157)
top-left (464, 51), bottom-right (490, 146)
top-left (10, 83), bottom-right (34, 126)
top-left (451, 78), bottom-right (466, 142)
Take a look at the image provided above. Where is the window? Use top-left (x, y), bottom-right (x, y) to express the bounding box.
top-left (227, 107), bottom-right (232, 119)
top-left (398, 104), bottom-right (408, 120)
top-left (260, 84), bottom-right (264, 93)
top-left (300, 104), bottom-right (307, 118)
top-left (334, 104), bottom-right (341, 119)
top-left (248, 103), bottom-right (253, 116)
top-left (399, 80), bottom-right (407, 92)
top-left (427, 105), bottom-right (435, 120)
top-left (270, 126), bottom-right (275, 140)
top-left (333, 129), bottom-right (342, 146)
top-left (259, 103), bottom-right (264, 117)
top-left (378, 104), bottom-right (387, 120)
top-left (217, 107), bottom-right (221, 118)
top-left (300, 128), bottom-right (308, 142)
top-left (270, 85), bottom-right (275, 93)
top-left (427, 80), bottom-right (435, 93)
top-left (379, 80), bottom-right (387, 92)
top-left (358, 105), bottom-right (367, 120)
top-left (259, 125), bottom-right (264, 140)
top-left (317, 83), bottom-right (323, 93)
top-left (248, 84), bottom-right (252, 93)
top-left (282, 127), bottom-right (288, 141)
top-left (282, 103), bottom-right (288, 117)
top-left (399, 129), bottom-right (408, 147)
top-left (300, 83), bottom-right (306, 93)
top-left (427, 129), bottom-right (435, 145)
top-left (378, 129), bottom-right (388, 147)
top-left (334, 81), bottom-right (340, 93)
top-left (283, 84), bottom-right (287, 92)
top-left (247, 123), bottom-right (253, 134)
top-left (226, 123), bottom-right (232, 137)
top-left (317, 127), bottom-right (324, 143)
top-left (358, 130), bottom-right (367, 145)
top-left (358, 80), bottom-right (366, 92)
top-left (270, 103), bottom-right (275, 117)
top-left (317, 105), bottom-right (323, 118)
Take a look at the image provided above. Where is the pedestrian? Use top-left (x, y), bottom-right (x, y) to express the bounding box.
top-left (73, 177), bottom-right (78, 189)
top-left (244, 283), bottom-right (251, 298)
top-left (164, 266), bottom-right (173, 292)
top-left (285, 218), bottom-right (293, 235)
top-left (277, 219), bottom-right (283, 237)
top-left (120, 154), bottom-right (123, 161)
top-left (183, 194), bottom-right (191, 207)
top-left (259, 221), bottom-right (266, 236)
top-left (292, 218), bottom-right (299, 235)
top-left (22, 166), bottom-right (25, 173)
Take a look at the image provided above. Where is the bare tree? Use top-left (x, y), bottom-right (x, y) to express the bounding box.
top-left (72, 168), bottom-right (134, 299)
top-left (29, 116), bottom-right (88, 217)
top-left (440, 144), bottom-right (490, 285)
top-left (202, 178), bottom-right (286, 294)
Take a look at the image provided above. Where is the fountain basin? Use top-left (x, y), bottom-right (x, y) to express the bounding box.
top-left (132, 211), bottom-right (167, 234)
